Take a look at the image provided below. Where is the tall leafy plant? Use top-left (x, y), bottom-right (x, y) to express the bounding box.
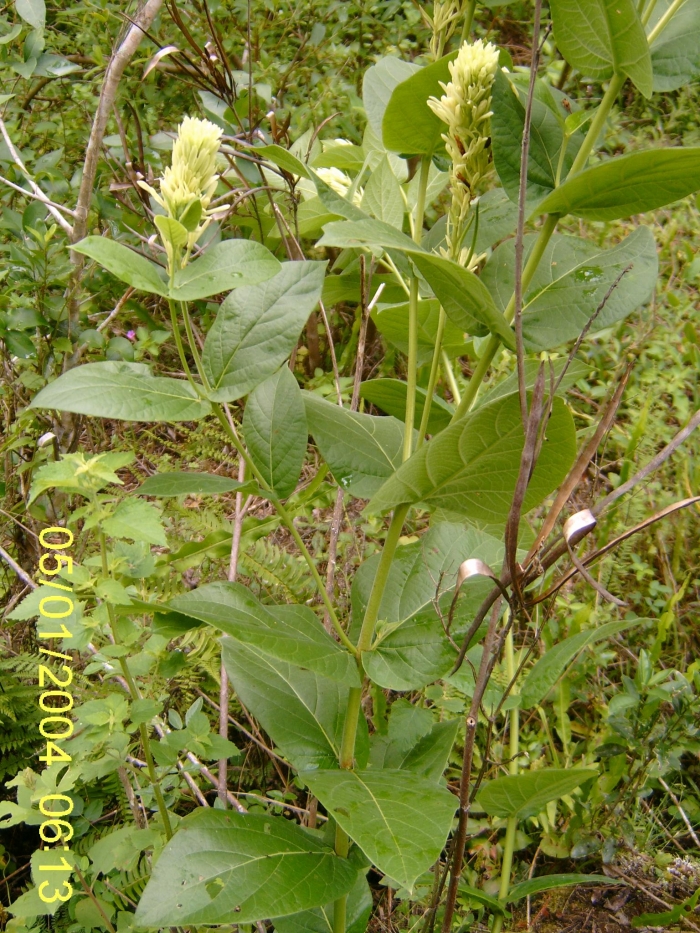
top-left (17, 0), bottom-right (700, 931)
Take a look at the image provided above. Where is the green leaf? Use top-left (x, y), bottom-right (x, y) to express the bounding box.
top-left (304, 392), bottom-right (406, 498)
top-left (472, 188), bottom-right (519, 254)
top-left (135, 472), bottom-right (253, 497)
top-left (134, 810), bottom-right (358, 926)
top-left (382, 52), bottom-right (457, 155)
top-left (30, 362), bottom-right (211, 422)
top-left (400, 719), bottom-right (461, 781)
top-left (363, 55), bottom-right (420, 140)
top-left (480, 227), bottom-right (658, 351)
top-left (519, 620), bottom-right (644, 709)
top-left (352, 523), bottom-right (503, 690)
top-left (371, 298), bottom-right (468, 366)
top-left (203, 261), bottom-right (327, 402)
top-left (154, 215), bottom-right (187, 251)
top-left (475, 359), bottom-right (590, 409)
top-left (367, 394), bottom-right (576, 523)
top-left (550, 0), bottom-right (653, 96)
top-left (312, 171), bottom-right (367, 221)
top-left (409, 251), bottom-right (516, 346)
top-left (222, 637), bottom-right (368, 770)
top-left (302, 769), bottom-right (455, 892)
top-left (170, 239), bottom-right (280, 301)
top-left (361, 156), bottom-right (404, 229)
top-left (535, 148), bottom-right (700, 221)
top-left (458, 884), bottom-right (508, 915)
top-left (318, 217), bottom-right (419, 254)
top-left (244, 366), bottom-right (307, 498)
top-left (15, 0), bottom-right (45, 31)
top-left (476, 768), bottom-right (598, 819)
top-left (72, 237), bottom-right (168, 297)
top-left (509, 874), bottom-right (621, 903)
top-left (255, 143), bottom-right (312, 179)
top-left (170, 582), bottom-right (360, 687)
top-left (102, 499), bottom-right (166, 546)
top-left (275, 873), bottom-right (372, 933)
top-left (491, 70), bottom-right (581, 207)
top-left (360, 379), bottom-right (454, 434)
top-left (650, 0), bottom-right (700, 92)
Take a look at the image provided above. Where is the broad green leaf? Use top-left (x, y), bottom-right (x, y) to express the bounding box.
top-left (480, 227), bottom-right (658, 351)
top-left (323, 269), bottom-right (405, 307)
top-left (275, 874), bottom-right (372, 933)
top-left (508, 874), bottom-right (621, 903)
top-left (170, 239), bottom-right (280, 301)
top-left (382, 52), bottom-right (457, 155)
top-left (255, 143), bottom-right (312, 178)
top-left (102, 499), bottom-right (166, 546)
top-left (519, 620), bottom-right (643, 709)
top-left (550, 0), bottom-right (653, 96)
top-left (134, 810), bottom-right (358, 926)
top-left (302, 769), bottom-right (456, 892)
top-left (409, 251), bottom-right (516, 346)
top-left (491, 70), bottom-right (582, 207)
top-left (360, 379), bottom-right (454, 434)
top-left (397, 719), bottom-right (460, 781)
top-left (30, 362), bottom-right (211, 422)
top-left (312, 170), bottom-right (367, 221)
top-left (475, 359), bottom-right (590, 409)
top-left (15, 0), bottom-right (46, 31)
top-left (371, 298), bottom-right (468, 366)
top-left (304, 392), bottom-right (405, 498)
top-left (244, 366), bottom-right (307, 498)
top-left (352, 523), bottom-right (503, 689)
top-left (476, 768), bottom-right (598, 819)
top-left (317, 217), bottom-right (419, 253)
top-left (363, 56), bottom-right (420, 140)
top-left (367, 394), bottom-right (576, 523)
top-left (222, 637), bottom-right (369, 770)
top-left (361, 156), bottom-right (404, 229)
top-left (535, 148), bottom-right (700, 221)
top-left (650, 0), bottom-right (700, 92)
top-left (135, 472), bottom-right (253, 497)
top-left (203, 261), bottom-right (327, 402)
top-left (72, 237), bottom-right (168, 296)
top-left (170, 582), bottom-right (360, 687)
top-left (632, 887), bottom-right (700, 929)
top-left (313, 144), bottom-right (366, 172)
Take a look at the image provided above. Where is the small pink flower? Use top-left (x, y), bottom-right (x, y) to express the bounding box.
top-left (126, 330), bottom-right (136, 340)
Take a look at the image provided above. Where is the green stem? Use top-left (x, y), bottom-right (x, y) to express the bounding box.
top-left (417, 307), bottom-right (447, 445)
top-left (181, 301), bottom-right (210, 392)
top-left (641, 0), bottom-right (660, 25)
top-left (168, 299), bottom-right (201, 396)
top-left (569, 73), bottom-right (625, 178)
top-left (404, 155), bottom-right (432, 462)
top-left (441, 349), bottom-right (461, 405)
top-left (646, 0), bottom-right (686, 39)
top-left (98, 530), bottom-right (173, 840)
top-left (211, 405), bottom-right (356, 656)
top-left (460, 0), bottom-right (477, 42)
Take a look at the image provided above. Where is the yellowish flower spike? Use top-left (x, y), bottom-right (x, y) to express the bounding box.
top-left (139, 116), bottom-right (223, 265)
top-left (428, 39), bottom-right (500, 264)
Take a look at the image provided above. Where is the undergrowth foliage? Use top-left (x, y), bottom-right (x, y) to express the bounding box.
top-left (1, 1), bottom-right (700, 933)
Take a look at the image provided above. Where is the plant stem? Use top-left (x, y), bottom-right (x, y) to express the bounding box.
top-left (168, 299), bottom-right (201, 396)
top-left (492, 626), bottom-right (519, 933)
top-left (646, 0), bottom-right (686, 41)
top-left (404, 155), bottom-right (432, 461)
top-left (98, 530), bottom-right (173, 840)
top-left (569, 73), bottom-right (625, 177)
top-left (417, 307), bottom-right (447, 444)
top-left (211, 405), bottom-right (356, 655)
top-left (460, 0), bottom-right (477, 43)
